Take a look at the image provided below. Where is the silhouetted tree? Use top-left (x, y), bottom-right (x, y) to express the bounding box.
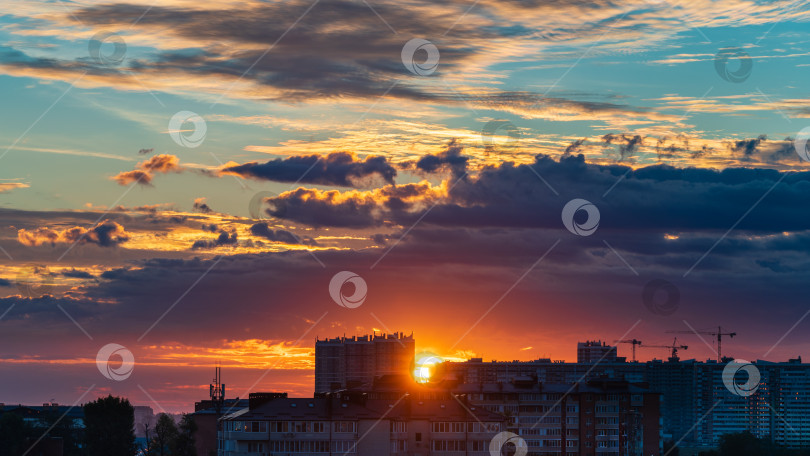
top-left (83, 395), bottom-right (137, 456)
top-left (663, 440), bottom-right (679, 456)
top-left (0, 412), bottom-right (35, 454)
top-left (171, 414), bottom-right (197, 456)
top-left (152, 414), bottom-right (178, 456)
top-left (721, 431), bottom-right (763, 455)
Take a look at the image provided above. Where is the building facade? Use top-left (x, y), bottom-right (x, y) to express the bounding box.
top-left (448, 353), bottom-right (810, 451)
top-left (577, 341), bottom-right (619, 364)
top-left (314, 332), bottom-right (415, 393)
top-left (218, 391), bottom-right (505, 456)
top-left (455, 378), bottom-right (661, 456)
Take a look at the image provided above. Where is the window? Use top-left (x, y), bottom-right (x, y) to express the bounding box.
top-left (416, 432), bottom-right (422, 442)
top-left (247, 442), bottom-right (264, 452)
top-left (432, 440), bottom-right (466, 451)
top-left (271, 421), bottom-right (288, 432)
top-left (334, 421), bottom-right (356, 433)
top-left (391, 421), bottom-right (407, 433)
top-left (268, 440), bottom-right (333, 453)
top-left (331, 441), bottom-right (356, 453)
top-left (248, 421), bottom-right (266, 432)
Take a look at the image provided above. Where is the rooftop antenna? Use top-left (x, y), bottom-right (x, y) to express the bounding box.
top-left (210, 362), bottom-right (225, 416)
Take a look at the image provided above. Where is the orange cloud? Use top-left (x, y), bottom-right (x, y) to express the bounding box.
top-left (17, 221), bottom-right (130, 247)
top-left (112, 154), bottom-right (182, 186)
top-left (0, 182), bottom-right (30, 193)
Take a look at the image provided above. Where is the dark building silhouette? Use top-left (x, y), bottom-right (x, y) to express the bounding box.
top-left (314, 332), bottom-right (415, 393)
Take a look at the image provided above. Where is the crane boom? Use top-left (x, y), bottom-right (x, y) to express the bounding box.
top-left (666, 326), bottom-right (736, 361)
top-left (639, 338), bottom-right (688, 360)
top-left (615, 339), bottom-right (642, 362)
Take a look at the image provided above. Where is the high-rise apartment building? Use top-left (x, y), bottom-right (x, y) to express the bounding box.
top-left (577, 341), bottom-right (619, 364)
top-left (314, 332), bottom-right (415, 393)
top-left (448, 354), bottom-right (810, 451)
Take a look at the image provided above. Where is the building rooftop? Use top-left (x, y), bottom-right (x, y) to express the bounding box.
top-left (222, 394), bottom-right (504, 423)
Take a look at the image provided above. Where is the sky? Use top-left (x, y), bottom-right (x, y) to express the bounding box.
top-left (1, 0), bottom-right (810, 413)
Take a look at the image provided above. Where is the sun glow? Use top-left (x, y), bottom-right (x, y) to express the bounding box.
top-left (413, 352), bottom-right (444, 384)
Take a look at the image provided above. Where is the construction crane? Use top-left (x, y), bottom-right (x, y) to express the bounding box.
top-left (639, 338), bottom-right (688, 360)
top-left (667, 326), bottom-right (736, 362)
top-left (615, 339), bottom-right (642, 362)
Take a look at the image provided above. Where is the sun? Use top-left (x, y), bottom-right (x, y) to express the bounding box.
top-left (413, 353), bottom-right (443, 384)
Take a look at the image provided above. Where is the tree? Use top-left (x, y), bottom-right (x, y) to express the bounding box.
top-left (83, 395), bottom-right (137, 456)
top-left (0, 412), bottom-right (35, 454)
top-left (152, 414), bottom-right (178, 456)
top-left (663, 440), bottom-right (680, 456)
top-left (719, 431), bottom-right (763, 455)
top-left (171, 414), bottom-right (198, 456)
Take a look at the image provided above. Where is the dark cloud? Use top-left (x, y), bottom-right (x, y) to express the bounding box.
top-left (249, 222), bottom-right (317, 246)
top-left (17, 220), bottom-right (130, 247)
top-left (563, 138), bottom-right (586, 156)
top-left (221, 152), bottom-right (397, 187)
top-left (728, 135), bottom-right (797, 163)
top-left (0, 278), bottom-right (11, 287)
top-left (415, 139), bottom-right (469, 178)
top-left (602, 134), bottom-right (643, 160)
top-left (138, 148), bottom-right (154, 155)
top-left (191, 229), bottom-right (238, 249)
top-left (193, 198), bottom-right (213, 214)
top-left (257, 181), bottom-right (439, 228)
top-left (61, 269), bottom-right (95, 279)
top-left (730, 134), bottom-right (768, 158)
top-left (259, 153), bottom-right (810, 232)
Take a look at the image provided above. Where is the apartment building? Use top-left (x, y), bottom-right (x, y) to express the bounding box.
top-left (314, 332), bottom-right (415, 393)
top-left (218, 390), bottom-right (505, 456)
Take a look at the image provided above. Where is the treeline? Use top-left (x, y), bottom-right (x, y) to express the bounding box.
top-left (0, 395), bottom-right (197, 456)
top-left (697, 432), bottom-right (810, 456)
